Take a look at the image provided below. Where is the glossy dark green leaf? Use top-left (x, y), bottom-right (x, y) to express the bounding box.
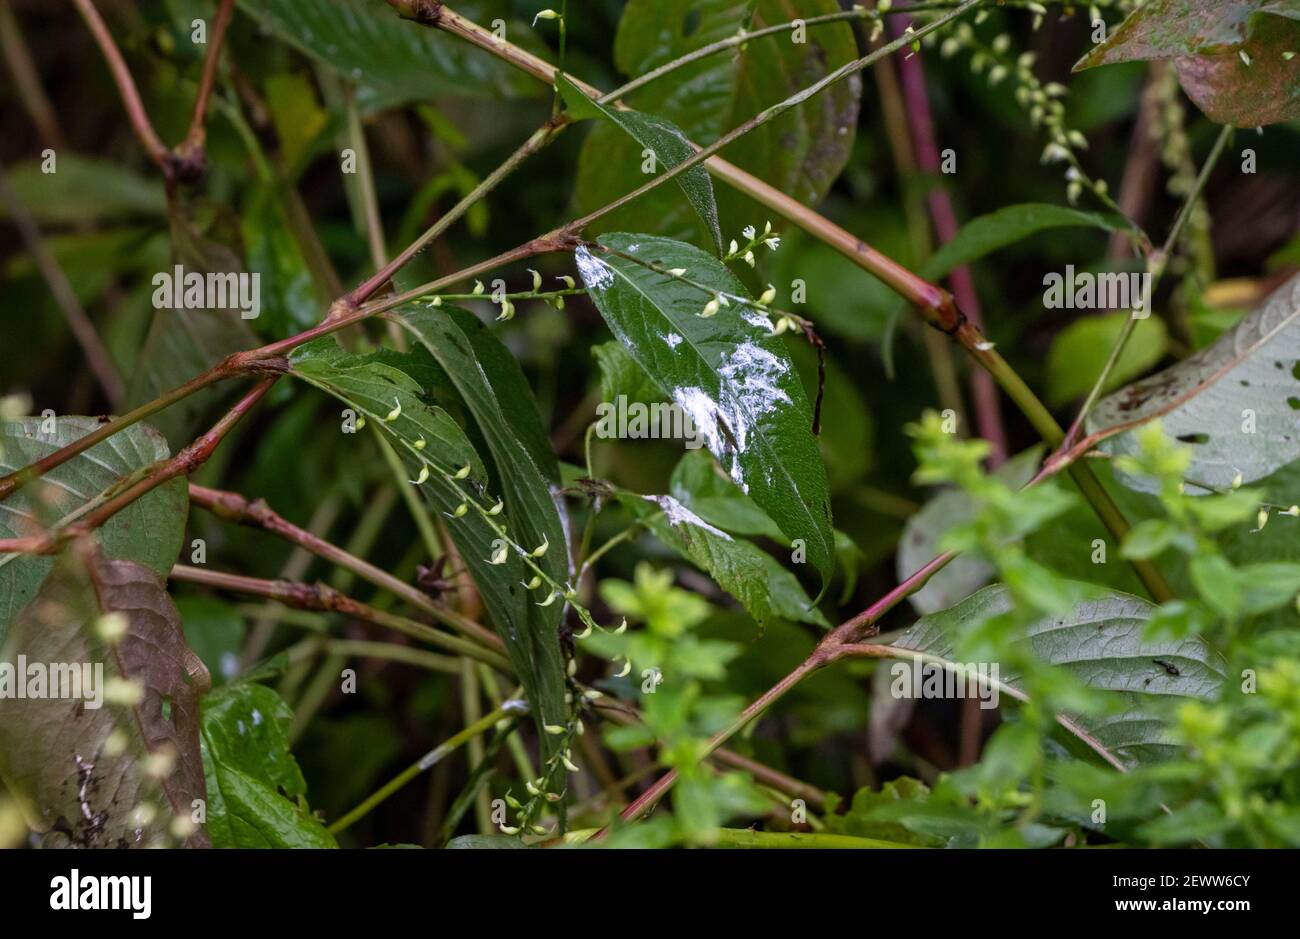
top-left (238, 0), bottom-right (546, 111)
top-left (0, 418), bottom-right (187, 646)
top-left (577, 233), bottom-right (834, 586)
top-left (393, 308), bottom-right (569, 743)
top-left (573, 0), bottom-right (860, 243)
top-left (1075, 1), bottom-right (1300, 126)
top-left (558, 74), bottom-right (721, 252)
top-left (895, 585), bottom-right (1227, 766)
top-left (291, 326), bottom-right (568, 747)
top-left (0, 551), bottom-right (210, 847)
top-left (618, 491), bottom-right (828, 630)
top-left (200, 680), bottom-right (336, 848)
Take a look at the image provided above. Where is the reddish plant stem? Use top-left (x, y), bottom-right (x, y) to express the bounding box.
top-left (0, 379), bottom-right (273, 555)
top-left (169, 563), bottom-right (513, 672)
top-left (189, 483), bottom-right (504, 652)
top-left (72, 0), bottom-right (172, 175)
top-left (893, 17), bottom-right (1007, 465)
top-left (178, 0), bottom-right (236, 165)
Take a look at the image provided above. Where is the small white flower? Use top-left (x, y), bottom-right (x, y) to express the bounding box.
top-left (743, 250), bottom-right (755, 267)
top-left (454, 464), bottom-right (472, 479)
top-left (763, 235), bottom-right (781, 250)
top-left (615, 658), bottom-right (631, 678)
top-left (758, 284), bottom-right (776, 306)
top-left (487, 498), bottom-right (504, 515)
top-left (667, 268), bottom-right (687, 277)
top-left (742, 225), bottom-right (757, 240)
top-left (489, 543), bottom-right (509, 565)
top-left (533, 9), bottom-right (560, 25)
top-left (528, 268), bottom-right (542, 291)
top-left (699, 297), bottom-right (720, 318)
top-left (472, 280), bottom-right (485, 296)
top-left (413, 437), bottom-right (426, 450)
top-left (530, 535), bottom-right (550, 558)
top-left (384, 397), bottom-right (402, 422)
top-left (410, 465), bottom-right (430, 485)
top-left (558, 274), bottom-right (575, 289)
top-left (544, 724), bottom-right (566, 735)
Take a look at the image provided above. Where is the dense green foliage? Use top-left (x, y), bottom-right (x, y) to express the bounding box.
top-left (0, 0), bottom-right (1298, 851)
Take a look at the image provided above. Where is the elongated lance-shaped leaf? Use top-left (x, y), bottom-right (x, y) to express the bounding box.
top-left (0, 418), bottom-right (187, 646)
top-left (0, 550), bottom-right (211, 847)
top-left (558, 74), bottom-right (722, 253)
top-left (200, 681), bottom-right (336, 848)
top-left (288, 339), bottom-right (564, 744)
top-left (1088, 271), bottom-right (1300, 494)
top-left (894, 585), bottom-right (1227, 767)
top-left (576, 233), bottom-right (835, 587)
top-left (382, 310), bottom-right (571, 742)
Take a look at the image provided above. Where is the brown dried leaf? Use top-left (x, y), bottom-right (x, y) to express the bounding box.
top-left (0, 549), bottom-right (211, 848)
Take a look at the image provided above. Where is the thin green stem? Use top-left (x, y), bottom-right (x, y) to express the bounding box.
top-left (1067, 124), bottom-right (1233, 440)
top-left (328, 701), bottom-right (524, 834)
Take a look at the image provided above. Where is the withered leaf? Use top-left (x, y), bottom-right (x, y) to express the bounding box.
top-left (0, 549), bottom-right (211, 848)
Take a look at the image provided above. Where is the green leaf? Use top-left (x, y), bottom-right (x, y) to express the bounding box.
top-left (1089, 271), bottom-right (1300, 493)
top-left (297, 310), bottom-right (569, 746)
top-left (921, 204), bottom-right (1126, 281)
top-left (577, 234), bottom-right (834, 586)
top-left (618, 491), bottom-right (828, 630)
top-left (0, 154), bottom-right (164, 224)
top-left (200, 681), bottom-right (336, 848)
top-left (669, 447), bottom-right (785, 542)
top-left (558, 74), bottom-right (721, 253)
top-left (895, 585), bottom-right (1227, 767)
top-left (392, 310), bottom-right (568, 746)
top-left (236, 0), bottom-right (545, 111)
top-left (0, 551), bottom-right (211, 847)
top-left (1046, 312), bottom-right (1168, 406)
top-left (1074, 0), bottom-right (1300, 126)
top-left (0, 418), bottom-right (188, 646)
top-left (897, 447), bottom-right (1044, 615)
top-left (573, 0), bottom-right (860, 243)
top-left (592, 340), bottom-right (666, 407)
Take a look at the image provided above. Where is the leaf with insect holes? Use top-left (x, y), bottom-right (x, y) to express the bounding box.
top-left (573, 0), bottom-right (860, 244)
top-left (200, 681), bottom-right (336, 848)
top-left (577, 233), bottom-right (835, 588)
top-left (0, 418), bottom-right (187, 647)
top-left (1074, 0), bottom-right (1300, 126)
top-left (1088, 271), bottom-right (1300, 494)
top-left (558, 74), bottom-right (722, 253)
top-left (0, 551), bottom-right (210, 847)
top-left (894, 585), bottom-right (1227, 767)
